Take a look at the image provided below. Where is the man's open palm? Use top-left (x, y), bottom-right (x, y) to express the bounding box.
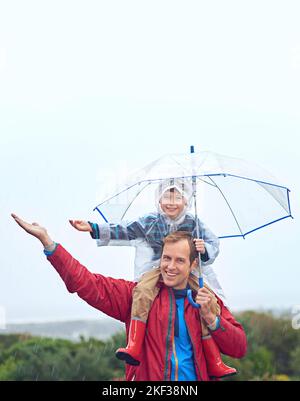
top-left (11, 213), bottom-right (48, 240)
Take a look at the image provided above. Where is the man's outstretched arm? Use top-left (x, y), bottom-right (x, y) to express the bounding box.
top-left (11, 214), bottom-right (134, 323)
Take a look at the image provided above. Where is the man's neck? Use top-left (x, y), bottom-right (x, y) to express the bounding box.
top-left (172, 288), bottom-right (188, 298)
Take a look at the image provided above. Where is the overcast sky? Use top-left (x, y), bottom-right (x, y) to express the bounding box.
top-left (0, 0), bottom-right (299, 324)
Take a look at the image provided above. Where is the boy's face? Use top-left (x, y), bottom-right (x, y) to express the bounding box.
top-left (159, 188), bottom-right (187, 219)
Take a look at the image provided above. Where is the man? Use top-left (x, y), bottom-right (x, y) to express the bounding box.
top-left (11, 213), bottom-right (247, 381)
top-left (68, 178), bottom-right (230, 376)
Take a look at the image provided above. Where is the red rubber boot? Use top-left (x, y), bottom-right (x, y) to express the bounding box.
top-left (115, 319), bottom-right (146, 366)
top-left (202, 336), bottom-right (237, 378)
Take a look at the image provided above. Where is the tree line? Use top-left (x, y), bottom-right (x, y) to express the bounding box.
top-left (0, 311), bottom-right (299, 381)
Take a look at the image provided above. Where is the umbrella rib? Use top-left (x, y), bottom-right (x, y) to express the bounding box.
top-left (208, 176), bottom-right (245, 238)
top-left (94, 174), bottom-right (219, 209)
top-left (94, 181), bottom-right (142, 209)
top-left (120, 182), bottom-right (152, 220)
top-left (169, 154), bottom-right (191, 175)
top-left (197, 176), bottom-right (217, 187)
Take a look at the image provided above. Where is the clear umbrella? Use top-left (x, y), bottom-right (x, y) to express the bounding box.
top-left (93, 147), bottom-right (292, 307)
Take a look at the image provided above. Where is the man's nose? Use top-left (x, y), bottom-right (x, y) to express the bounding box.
top-left (168, 260), bottom-right (176, 270)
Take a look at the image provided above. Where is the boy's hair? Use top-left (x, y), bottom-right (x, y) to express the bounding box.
top-left (162, 231), bottom-right (198, 265)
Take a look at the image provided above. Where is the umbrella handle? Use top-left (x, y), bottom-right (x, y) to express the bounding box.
top-left (187, 277), bottom-right (204, 309)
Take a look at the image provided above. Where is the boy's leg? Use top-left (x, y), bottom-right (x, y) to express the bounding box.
top-left (187, 274), bottom-right (237, 378)
top-left (116, 267), bottom-right (161, 366)
top-left (131, 267), bottom-right (161, 321)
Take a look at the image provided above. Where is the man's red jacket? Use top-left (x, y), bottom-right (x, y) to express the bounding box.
top-left (47, 244), bottom-right (247, 381)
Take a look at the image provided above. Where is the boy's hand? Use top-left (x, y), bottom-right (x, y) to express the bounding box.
top-left (194, 238), bottom-right (206, 254)
top-left (69, 220), bottom-right (92, 232)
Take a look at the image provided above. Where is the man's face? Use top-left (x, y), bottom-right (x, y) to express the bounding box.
top-left (159, 188), bottom-right (186, 219)
top-left (160, 239), bottom-right (195, 290)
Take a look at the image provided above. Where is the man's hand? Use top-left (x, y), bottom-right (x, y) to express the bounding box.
top-left (11, 213), bottom-right (54, 248)
top-left (69, 220), bottom-right (92, 232)
top-left (195, 287), bottom-right (216, 325)
top-left (194, 239), bottom-right (206, 255)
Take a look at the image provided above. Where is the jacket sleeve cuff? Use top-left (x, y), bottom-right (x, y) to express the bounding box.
top-left (200, 248), bottom-right (209, 262)
top-left (43, 242), bottom-right (59, 256)
top-left (88, 222), bottom-right (111, 246)
top-left (94, 223), bottom-right (110, 246)
top-left (207, 315), bottom-right (221, 332)
top-left (88, 222), bottom-right (100, 239)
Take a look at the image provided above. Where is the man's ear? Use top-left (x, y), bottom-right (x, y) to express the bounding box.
top-left (191, 258), bottom-right (198, 270)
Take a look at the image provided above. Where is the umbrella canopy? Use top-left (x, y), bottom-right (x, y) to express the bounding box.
top-left (93, 150), bottom-right (292, 239)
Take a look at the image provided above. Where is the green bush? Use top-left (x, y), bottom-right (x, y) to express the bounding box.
top-left (1, 311), bottom-right (299, 381)
top-left (0, 332), bottom-right (126, 381)
top-left (223, 311), bottom-right (300, 381)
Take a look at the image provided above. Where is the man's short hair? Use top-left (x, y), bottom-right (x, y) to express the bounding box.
top-left (162, 231), bottom-right (198, 265)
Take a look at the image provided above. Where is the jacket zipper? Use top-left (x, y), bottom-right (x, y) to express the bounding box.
top-left (164, 290), bottom-right (204, 381)
top-left (164, 288), bottom-right (174, 381)
top-left (186, 316), bottom-right (204, 381)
